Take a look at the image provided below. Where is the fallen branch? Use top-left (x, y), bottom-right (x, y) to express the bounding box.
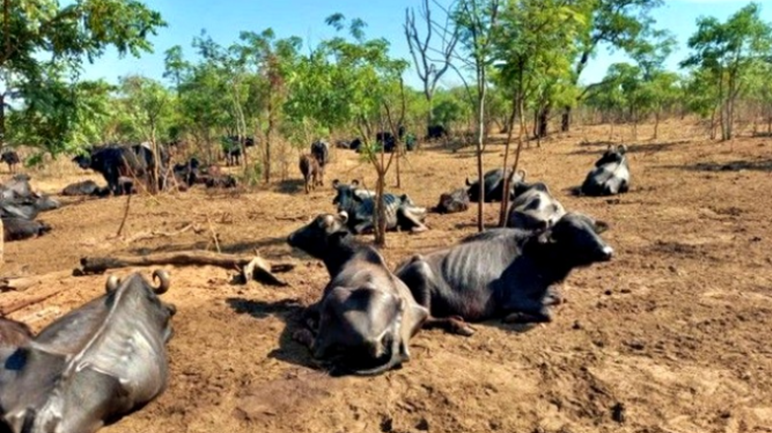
top-left (1, 290), bottom-right (62, 316)
top-left (76, 251), bottom-right (294, 286)
top-left (0, 270), bottom-right (73, 293)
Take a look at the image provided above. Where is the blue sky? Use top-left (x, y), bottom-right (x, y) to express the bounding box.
top-left (78, 0), bottom-right (772, 89)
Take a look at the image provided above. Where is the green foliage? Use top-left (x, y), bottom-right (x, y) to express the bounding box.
top-left (680, 2), bottom-right (772, 140)
top-left (0, 0), bottom-right (166, 155)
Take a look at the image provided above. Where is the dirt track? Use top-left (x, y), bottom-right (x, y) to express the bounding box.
top-left (3, 121), bottom-right (772, 433)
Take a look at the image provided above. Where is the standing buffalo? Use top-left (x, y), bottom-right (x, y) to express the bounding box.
top-left (287, 212), bottom-right (428, 375)
top-left (580, 144), bottom-right (630, 196)
top-left (506, 181), bottom-right (566, 231)
top-left (1, 151), bottom-right (20, 174)
top-left (395, 212), bottom-right (613, 335)
top-left (426, 125), bottom-right (448, 140)
top-left (310, 140), bottom-right (330, 186)
top-left (0, 270), bottom-right (176, 433)
top-left (72, 145), bottom-right (160, 195)
top-left (299, 154), bottom-right (321, 194)
top-left (466, 168), bottom-right (525, 203)
top-left (332, 180), bottom-right (427, 234)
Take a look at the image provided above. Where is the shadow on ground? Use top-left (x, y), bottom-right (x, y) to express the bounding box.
top-left (227, 297), bottom-right (317, 370)
top-left (664, 159), bottom-right (772, 173)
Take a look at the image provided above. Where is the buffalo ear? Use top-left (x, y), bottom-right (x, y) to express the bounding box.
top-left (351, 179), bottom-right (360, 187)
top-left (332, 179), bottom-right (340, 189)
top-left (338, 211), bottom-right (349, 224)
top-left (594, 220), bottom-right (610, 234)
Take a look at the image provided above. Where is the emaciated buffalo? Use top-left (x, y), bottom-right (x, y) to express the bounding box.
top-left (0, 270), bottom-right (176, 433)
top-left (395, 212), bottom-right (613, 335)
top-left (287, 212), bottom-right (428, 375)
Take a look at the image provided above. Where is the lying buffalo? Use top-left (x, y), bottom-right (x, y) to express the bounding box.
top-left (434, 188), bottom-right (470, 214)
top-left (466, 168), bottom-right (525, 203)
top-left (580, 144), bottom-right (630, 196)
top-left (2, 217), bottom-right (51, 241)
top-left (0, 270), bottom-right (176, 433)
top-left (507, 181), bottom-right (566, 231)
top-left (332, 180), bottom-right (427, 234)
top-left (288, 212), bottom-right (428, 375)
top-left (395, 212), bottom-right (613, 335)
top-left (62, 180), bottom-right (103, 196)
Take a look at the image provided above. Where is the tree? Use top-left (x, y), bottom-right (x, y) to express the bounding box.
top-left (117, 75), bottom-right (172, 192)
top-left (493, 0), bottom-right (587, 226)
top-left (453, 0), bottom-right (501, 232)
top-left (0, 0), bottom-right (165, 155)
top-left (681, 2), bottom-right (772, 141)
top-left (561, 0), bottom-right (663, 132)
top-left (285, 15), bottom-right (409, 246)
top-left (405, 0), bottom-right (460, 128)
top-left (235, 29), bottom-right (301, 183)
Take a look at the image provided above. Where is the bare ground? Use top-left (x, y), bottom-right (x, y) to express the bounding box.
top-left (3, 120), bottom-right (772, 433)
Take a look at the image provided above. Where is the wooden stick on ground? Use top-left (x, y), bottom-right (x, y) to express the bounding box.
top-left (76, 251), bottom-right (294, 286)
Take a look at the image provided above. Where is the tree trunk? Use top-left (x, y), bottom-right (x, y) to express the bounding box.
top-left (475, 73), bottom-right (486, 233)
top-left (374, 167), bottom-right (386, 247)
top-left (498, 98), bottom-right (518, 227)
top-left (265, 98), bottom-right (274, 184)
top-left (560, 106), bottom-right (571, 132)
top-left (653, 110), bottom-right (660, 140)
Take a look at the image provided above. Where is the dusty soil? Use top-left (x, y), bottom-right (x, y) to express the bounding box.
top-left (3, 120), bottom-right (772, 433)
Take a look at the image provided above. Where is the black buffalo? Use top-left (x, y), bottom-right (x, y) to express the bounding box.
top-left (434, 188), bottom-right (470, 214)
top-left (506, 181), bottom-right (566, 231)
top-left (466, 168), bottom-right (525, 203)
top-left (395, 212), bottom-right (613, 335)
top-left (62, 180), bottom-right (102, 196)
top-left (580, 144), bottom-right (630, 196)
top-left (287, 212), bottom-right (428, 375)
top-left (2, 217), bottom-right (51, 241)
top-left (332, 180), bottom-right (427, 234)
top-left (426, 125), bottom-right (448, 140)
top-left (73, 145), bottom-right (158, 195)
top-left (0, 270), bottom-right (176, 433)
top-left (1, 151), bottom-right (20, 174)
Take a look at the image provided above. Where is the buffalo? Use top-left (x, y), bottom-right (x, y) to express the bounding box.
top-left (2, 217), bottom-right (51, 241)
top-left (426, 125), bottom-right (448, 140)
top-left (395, 212), bottom-right (613, 335)
top-left (72, 146), bottom-right (155, 195)
top-left (506, 181), bottom-right (566, 231)
top-left (62, 180), bottom-right (102, 196)
top-left (434, 188), bottom-right (470, 214)
top-left (299, 154), bottom-right (321, 194)
top-left (287, 212), bottom-right (428, 375)
top-left (466, 168), bottom-right (525, 203)
top-left (580, 144), bottom-right (630, 196)
top-left (332, 180), bottom-right (427, 234)
top-left (1, 151), bottom-right (20, 174)
top-left (0, 270), bottom-right (176, 433)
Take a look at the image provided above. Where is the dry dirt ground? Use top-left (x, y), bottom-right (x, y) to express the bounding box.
top-left (2, 120), bottom-right (772, 433)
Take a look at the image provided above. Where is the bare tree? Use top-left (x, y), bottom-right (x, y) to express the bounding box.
top-left (405, 0), bottom-right (460, 129)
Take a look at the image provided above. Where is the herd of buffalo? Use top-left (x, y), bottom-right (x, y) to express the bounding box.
top-left (0, 140), bottom-right (631, 432)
